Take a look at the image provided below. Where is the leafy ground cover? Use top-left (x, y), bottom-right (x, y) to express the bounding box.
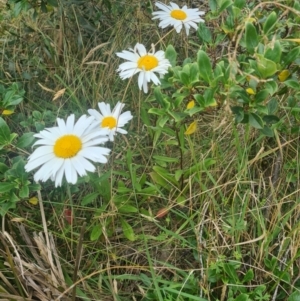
top-left (0, 0), bottom-right (300, 300)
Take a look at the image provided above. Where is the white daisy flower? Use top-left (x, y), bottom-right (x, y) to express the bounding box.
top-left (25, 114), bottom-right (110, 187)
top-left (116, 43), bottom-right (171, 93)
top-left (152, 2), bottom-right (205, 35)
top-left (88, 101), bottom-right (133, 141)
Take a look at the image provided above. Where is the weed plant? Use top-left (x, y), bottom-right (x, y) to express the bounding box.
top-left (0, 0), bottom-right (300, 300)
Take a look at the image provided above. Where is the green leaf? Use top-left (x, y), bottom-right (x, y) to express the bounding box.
top-left (249, 112), bottom-right (264, 129)
top-left (19, 185), bottom-right (29, 198)
top-left (197, 22), bottom-right (212, 43)
top-left (154, 87), bottom-right (170, 109)
top-left (234, 0), bottom-right (246, 8)
top-left (81, 192), bottom-right (98, 206)
top-left (282, 46), bottom-right (300, 66)
top-left (255, 89), bottom-right (269, 103)
top-left (121, 218), bottom-right (135, 241)
top-left (242, 269), bottom-right (254, 282)
top-left (263, 12), bottom-right (277, 34)
top-left (284, 79), bottom-right (300, 90)
top-left (235, 294), bottom-right (250, 301)
top-left (153, 155), bottom-right (179, 163)
top-left (0, 182), bottom-right (17, 193)
top-left (263, 115), bottom-right (280, 124)
top-left (0, 117), bottom-right (11, 145)
top-left (230, 106), bottom-right (244, 123)
top-left (118, 205), bottom-right (138, 213)
top-left (165, 45), bottom-right (177, 67)
top-left (256, 54), bottom-right (277, 78)
top-left (16, 132), bottom-right (35, 148)
top-left (288, 291), bottom-right (300, 301)
top-left (197, 50), bottom-right (213, 83)
top-left (264, 41), bottom-right (282, 63)
top-left (90, 224), bottom-right (102, 241)
top-left (245, 22), bottom-right (258, 53)
top-left (267, 98), bottom-right (278, 114)
top-left (190, 63), bottom-right (199, 83)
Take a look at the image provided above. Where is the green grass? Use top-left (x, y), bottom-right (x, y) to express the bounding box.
top-left (0, 0), bottom-right (300, 300)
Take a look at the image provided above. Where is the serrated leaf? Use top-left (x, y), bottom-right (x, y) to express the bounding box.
top-left (249, 112), bottom-right (264, 129)
top-left (121, 218), bottom-right (135, 241)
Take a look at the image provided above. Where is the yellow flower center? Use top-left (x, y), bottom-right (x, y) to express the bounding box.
top-left (53, 135), bottom-right (82, 158)
top-left (102, 116), bottom-right (117, 129)
top-left (170, 9), bottom-right (187, 20)
top-left (137, 55), bottom-right (158, 71)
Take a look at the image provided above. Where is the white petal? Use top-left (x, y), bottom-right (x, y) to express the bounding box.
top-left (66, 114), bottom-right (75, 131)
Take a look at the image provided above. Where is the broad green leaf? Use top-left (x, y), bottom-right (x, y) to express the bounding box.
top-left (197, 50), bottom-right (213, 83)
top-left (235, 294), bottom-right (250, 301)
top-left (179, 71), bottom-right (190, 86)
top-left (230, 106), bottom-right (244, 123)
top-left (0, 117), bottom-right (11, 145)
top-left (0, 182), bottom-right (17, 193)
top-left (256, 54), bottom-right (277, 78)
top-left (284, 79), bottom-right (300, 90)
top-left (245, 22), bottom-right (258, 53)
top-left (234, 0), bottom-right (246, 8)
top-left (190, 63), bottom-right (199, 83)
top-left (267, 98), bottom-right (278, 114)
top-left (288, 291), bottom-right (300, 301)
top-left (282, 46), bottom-right (300, 66)
top-left (81, 192), bottom-right (98, 206)
top-left (242, 269), bottom-right (254, 282)
top-left (263, 115), bottom-right (280, 124)
top-left (121, 218), bottom-right (135, 241)
top-left (19, 185), bottom-right (29, 198)
top-left (263, 12), bottom-right (277, 34)
top-left (249, 112), bottom-right (264, 129)
top-left (16, 132), bottom-right (35, 148)
top-left (264, 41), bottom-right (282, 63)
top-left (154, 87), bottom-right (170, 109)
top-left (218, 0), bottom-right (233, 12)
top-left (165, 45), bottom-right (177, 67)
top-left (255, 89), bottom-right (269, 103)
top-left (197, 22), bottom-right (212, 43)
top-left (90, 225), bottom-right (102, 241)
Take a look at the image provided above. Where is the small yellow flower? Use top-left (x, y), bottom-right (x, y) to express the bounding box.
top-left (28, 197), bottom-right (39, 205)
top-left (185, 120), bottom-right (197, 135)
top-left (278, 70), bottom-right (290, 82)
top-left (186, 100), bottom-right (195, 109)
top-left (2, 110), bottom-right (14, 115)
top-left (246, 88), bottom-right (256, 95)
